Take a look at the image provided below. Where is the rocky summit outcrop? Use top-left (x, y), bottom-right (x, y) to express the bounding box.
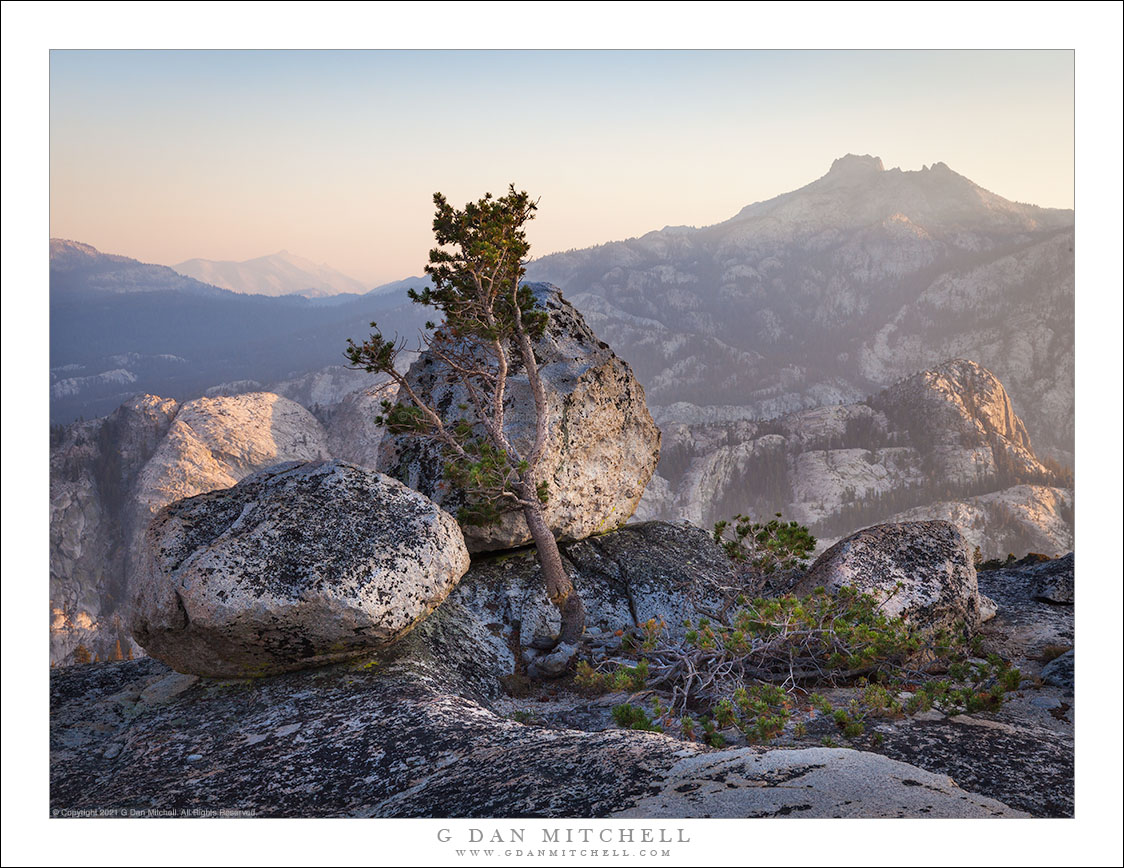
top-left (50, 392), bottom-right (330, 666)
top-left (793, 520), bottom-right (982, 635)
top-left (131, 460), bottom-right (470, 678)
top-left (378, 283), bottom-right (661, 551)
top-left (871, 359), bottom-right (1045, 481)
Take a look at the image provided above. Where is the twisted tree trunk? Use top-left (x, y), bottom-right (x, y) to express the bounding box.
top-left (521, 497), bottom-right (586, 647)
top-left (513, 288), bottom-right (586, 653)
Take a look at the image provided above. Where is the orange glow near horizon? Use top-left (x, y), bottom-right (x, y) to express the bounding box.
top-left (49, 50), bottom-right (1074, 287)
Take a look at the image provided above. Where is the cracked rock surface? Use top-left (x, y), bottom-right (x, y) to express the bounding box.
top-left (859, 555), bottom-right (1075, 816)
top-left (52, 521), bottom-right (1053, 818)
top-left (50, 656), bottom-right (1022, 818)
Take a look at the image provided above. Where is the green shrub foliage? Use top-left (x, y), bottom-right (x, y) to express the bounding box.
top-left (586, 585), bottom-right (1019, 746)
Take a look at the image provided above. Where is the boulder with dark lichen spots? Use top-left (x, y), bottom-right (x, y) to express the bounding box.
top-left (130, 460), bottom-right (470, 677)
top-left (792, 520), bottom-right (983, 635)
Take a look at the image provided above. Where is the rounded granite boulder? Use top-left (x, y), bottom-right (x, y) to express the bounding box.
top-left (130, 460), bottom-right (470, 678)
top-left (793, 520), bottom-right (983, 636)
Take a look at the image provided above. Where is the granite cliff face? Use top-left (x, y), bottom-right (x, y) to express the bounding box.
top-left (526, 156), bottom-right (1073, 465)
top-left (638, 360), bottom-right (1072, 559)
top-left (51, 395), bottom-right (181, 664)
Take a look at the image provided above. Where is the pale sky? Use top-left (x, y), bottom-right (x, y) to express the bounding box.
top-left (49, 49), bottom-right (1074, 287)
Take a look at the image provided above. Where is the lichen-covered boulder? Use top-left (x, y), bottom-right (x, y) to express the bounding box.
top-left (130, 460), bottom-right (470, 677)
top-left (376, 283), bottom-right (660, 552)
top-left (793, 520), bottom-right (983, 635)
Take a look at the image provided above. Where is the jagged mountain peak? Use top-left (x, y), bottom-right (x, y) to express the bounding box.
top-left (720, 155), bottom-right (1071, 233)
top-left (827, 153), bottom-right (886, 176)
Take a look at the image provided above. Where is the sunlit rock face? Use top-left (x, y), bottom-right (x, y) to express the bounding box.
top-left (50, 394), bottom-right (181, 666)
top-left (635, 360), bottom-right (1071, 561)
top-left (378, 284), bottom-right (661, 552)
top-left (871, 359), bottom-right (1045, 480)
top-left (883, 485), bottom-right (1073, 560)
top-left (130, 392), bottom-right (330, 541)
top-left (131, 460), bottom-right (470, 678)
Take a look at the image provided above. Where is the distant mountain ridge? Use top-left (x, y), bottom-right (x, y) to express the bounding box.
top-left (173, 250), bottom-right (370, 298)
top-left (50, 155), bottom-right (1074, 466)
top-left (50, 238), bottom-right (232, 298)
top-left (49, 241), bottom-right (429, 425)
top-left (526, 154), bottom-right (1074, 465)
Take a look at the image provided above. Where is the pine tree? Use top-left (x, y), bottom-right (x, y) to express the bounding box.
top-left (346, 186), bottom-right (586, 672)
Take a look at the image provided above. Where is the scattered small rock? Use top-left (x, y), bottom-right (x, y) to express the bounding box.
top-left (1029, 553), bottom-right (1074, 604)
top-left (1040, 649), bottom-right (1074, 690)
